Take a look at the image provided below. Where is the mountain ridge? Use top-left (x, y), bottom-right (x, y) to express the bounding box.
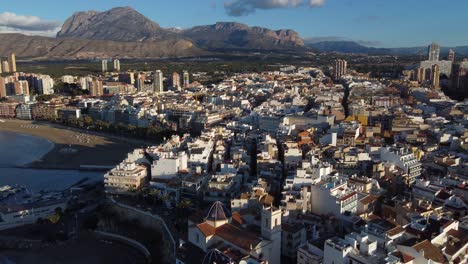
top-left (306, 40), bottom-right (468, 56)
top-left (56, 6), bottom-right (305, 50)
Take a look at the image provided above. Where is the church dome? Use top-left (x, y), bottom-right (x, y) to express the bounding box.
top-left (205, 201), bottom-right (232, 222)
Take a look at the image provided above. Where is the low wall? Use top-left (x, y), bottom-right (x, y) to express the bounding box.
top-left (95, 230), bottom-right (151, 260)
top-left (108, 198), bottom-right (176, 264)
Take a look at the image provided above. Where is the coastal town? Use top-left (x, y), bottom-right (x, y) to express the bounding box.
top-left (0, 41), bottom-right (467, 264)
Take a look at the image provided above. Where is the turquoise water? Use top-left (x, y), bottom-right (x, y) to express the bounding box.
top-left (0, 131), bottom-right (103, 192)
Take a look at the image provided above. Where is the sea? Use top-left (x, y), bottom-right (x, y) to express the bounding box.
top-left (0, 130), bottom-right (104, 192)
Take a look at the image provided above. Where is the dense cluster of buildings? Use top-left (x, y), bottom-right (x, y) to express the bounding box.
top-left (1, 45), bottom-right (467, 263)
top-left (93, 59), bottom-right (467, 263)
top-left (403, 42), bottom-right (468, 94)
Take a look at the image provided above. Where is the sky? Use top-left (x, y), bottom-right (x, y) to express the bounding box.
top-left (1, 0), bottom-right (467, 48)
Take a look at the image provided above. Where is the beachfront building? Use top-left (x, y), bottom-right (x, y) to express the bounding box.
top-left (0, 102), bottom-right (18, 118)
top-left (57, 108), bottom-right (81, 121)
top-left (15, 103), bottom-right (35, 120)
top-left (104, 161), bottom-right (148, 194)
top-left (31, 101), bottom-right (65, 120)
top-left (0, 197), bottom-right (68, 230)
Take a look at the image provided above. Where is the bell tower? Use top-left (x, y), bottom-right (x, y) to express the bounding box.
top-left (260, 206), bottom-right (281, 264)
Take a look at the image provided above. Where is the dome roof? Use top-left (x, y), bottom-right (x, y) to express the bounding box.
top-left (202, 249), bottom-right (232, 264)
top-left (206, 201), bottom-right (231, 221)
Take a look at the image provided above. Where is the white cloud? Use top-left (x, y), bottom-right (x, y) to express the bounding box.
top-left (0, 12), bottom-right (61, 37)
top-left (309, 0), bottom-right (325, 7)
top-left (225, 0), bottom-right (325, 16)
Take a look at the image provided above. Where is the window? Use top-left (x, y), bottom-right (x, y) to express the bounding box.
top-left (274, 218), bottom-right (278, 227)
top-left (265, 218), bottom-right (269, 228)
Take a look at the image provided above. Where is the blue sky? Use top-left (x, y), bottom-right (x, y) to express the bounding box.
top-left (1, 0), bottom-right (467, 48)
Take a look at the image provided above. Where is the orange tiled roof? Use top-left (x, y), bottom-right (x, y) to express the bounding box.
top-left (412, 240), bottom-right (446, 263)
top-left (386, 226), bottom-right (405, 237)
top-left (196, 222), bottom-right (216, 237)
top-left (216, 224), bottom-right (262, 251)
top-left (232, 211), bottom-right (244, 225)
top-left (260, 194), bottom-right (274, 205)
top-left (392, 251), bottom-right (415, 263)
top-left (359, 195), bottom-right (378, 205)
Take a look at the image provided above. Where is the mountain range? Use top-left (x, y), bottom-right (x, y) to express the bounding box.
top-left (1, 6), bottom-right (466, 60)
top-left (306, 40), bottom-right (468, 56)
top-left (0, 6), bottom-right (304, 60)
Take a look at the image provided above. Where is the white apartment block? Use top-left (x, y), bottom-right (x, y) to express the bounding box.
top-left (310, 179), bottom-right (357, 219)
top-left (104, 162), bottom-right (147, 193)
top-left (380, 146), bottom-right (422, 184)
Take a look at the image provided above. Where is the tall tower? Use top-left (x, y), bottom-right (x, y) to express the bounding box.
top-left (113, 59), bottom-right (120, 72)
top-left (101, 60), bottom-right (108, 72)
top-left (136, 73), bottom-right (145, 92)
top-left (183, 70), bottom-right (190, 88)
top-left (428, 42), bottom-right (440, 61)
top-left (153, 70), bottom-right (163, 93)
top-left (2, 61), bottom-right (10, 73)
top-left (431, 64), bottom-right (440, 89)
top-left (261, 206), bottom-right (282, 264)
top-left (0, 77), bottom-right (6, 98)
top-left (334, 59), bottom-right (347, 80)
top-left (90, 78), bottom-right (103, 96)
top-left (448, 49), bottom-right (455, 62)
top-left (172, 72), bottom-right (181, 89)
top-left (8, 53), bottom-right (16, 72)
top-left (416, 67), bottom-right (425, 83)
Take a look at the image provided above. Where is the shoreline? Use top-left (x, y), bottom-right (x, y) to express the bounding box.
top-left (0, 119), bottom-right (144, 170)
top-left (0, 129), bottom-right (55, 168)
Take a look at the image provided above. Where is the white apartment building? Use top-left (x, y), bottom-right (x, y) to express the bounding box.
top-left (37, 75), bottom-right (54, 95)
top-left (310, 178), bottom-right (357, 219)
top-left (380, 146), bottom-right (422, 184)
top-left (61, 75), bottom-right (75, 83)
top-left (15, 103), bottom-right (34, 120)
top-left (104, 162), bottom-right (147, 193)
top-left (297, 242), bottom-right (324, 264)
top-left (151, 151), bottom-right (188, 180)
top-left (188, 135), bottom-right (215, 173)
top-left (324, 234), bottom-right (380, 264)
top-left (0, 198), bottom-right (67, 230)
top-left (284, 141), bottom-right (303, 170)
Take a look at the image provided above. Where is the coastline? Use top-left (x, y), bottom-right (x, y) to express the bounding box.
top-left (0, 119), bottom-right (144, 170)
top-left (0, 130), bottom-right (55, 167)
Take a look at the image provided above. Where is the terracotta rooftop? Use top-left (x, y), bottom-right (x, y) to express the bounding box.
top-left (412, 240), bottom-right (446, 263)
top-left (386, 226), bottom-right (405, 237)
top-left (446, 229), bottom-right (466, 240)
top-left (259, 194), bottom-right (274, 205)
top-left (391, 251), bottom-right (415, 263)
top-left (216, 224), bottom-right (262, 251)
top-left (232, 211), bottom-right (244, 225)
top-left (359, 195), bottom-right (378, 205)
top-left (339, 191), bottom-right (357, 201)
top-left (196, 222), bottom-right (216, 237)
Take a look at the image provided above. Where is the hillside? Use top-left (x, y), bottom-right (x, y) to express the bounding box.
top-left (0, 34), bottom-right (205, 60)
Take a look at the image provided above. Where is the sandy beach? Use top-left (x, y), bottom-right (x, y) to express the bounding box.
top-left (0, 119), bottom-right (146, 169)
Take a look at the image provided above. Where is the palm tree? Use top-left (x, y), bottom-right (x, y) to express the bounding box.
top-left (176, 199), bottom-right (193, 209)
top-left (148, 189), bottom-right (161, 204)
